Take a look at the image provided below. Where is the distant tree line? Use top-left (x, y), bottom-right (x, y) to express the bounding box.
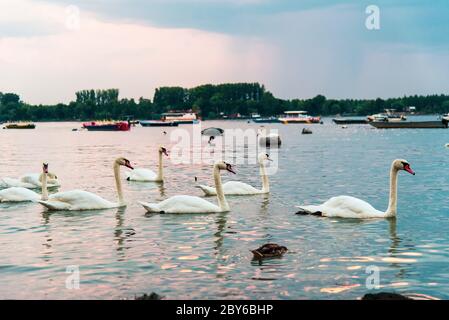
top-left (1, 83), bottom-right (449, 122)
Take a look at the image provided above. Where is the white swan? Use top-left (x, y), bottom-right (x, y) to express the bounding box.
top-left (295, 159), bottom-right (415, 218)
top-left (38, 158), bottom-right (134, 211)
top-left (126, 147), bottom-right (168, 182)
top-left (198, 153), bottom-right (272, 196)
top-left (0, 172), bottom-right (59, 189)
top-left (0, 164), bottom-right (50, 202)
top-left (139, 161), bottom-right (236, 213)
top-left (258, 127), bottom-right (281, 146)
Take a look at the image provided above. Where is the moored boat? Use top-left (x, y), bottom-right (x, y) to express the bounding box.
top-left (252, 116), bottom-right (280, 123)
top-left (140, 120), bottom-right (179, 127)
top-left (3, 122), bottom-right (36, 129)
top-left (278, 111), bottom-right (321, 124)
top-left (83, 121), bottom-right (131, 131)
top-left (369, 119), bottom-right (448, 129)
top-left (332, 118), bottom-right (368, 125)
top-left (161, 112), bottom-right (199, 124)
top-left (367, 109), bottom-right (407, 122)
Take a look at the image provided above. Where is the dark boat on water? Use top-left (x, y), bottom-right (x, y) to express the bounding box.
top-left (252, 117), bottom-right (280, 123)
top-left (83, 121), bottom-right (131, 131)
top-left (140, 120), bottom-right (179, 127)
top-left (3, 122), bottom-right (36, 129)
top-left (369, 119), bottom-right (448, 129)
top-left (332, 118), bottom-right (368, 125)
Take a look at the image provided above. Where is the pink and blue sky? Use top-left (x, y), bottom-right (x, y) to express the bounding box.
top-left (1, 0), bottom-right (449, 104)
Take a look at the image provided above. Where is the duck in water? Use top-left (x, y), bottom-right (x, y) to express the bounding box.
top-left (251, 243), bottom-right (288, 259)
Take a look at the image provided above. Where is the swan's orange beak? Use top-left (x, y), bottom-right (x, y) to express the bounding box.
top-left (404, 164), bottom-right (415, 175)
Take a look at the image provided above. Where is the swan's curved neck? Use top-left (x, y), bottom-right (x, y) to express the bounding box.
top-left (157, 151), bottom-right (163, 181)
top-left (114, 163), bottom-right (125, 205)
top-left (385, 165), bottom-right (399, 217)
top-left (259, 161), bottom-right (269, 193)
top-left (214, 165), bottom-right (229, 212)
top-left (41, 171), bottom-right (48, 201)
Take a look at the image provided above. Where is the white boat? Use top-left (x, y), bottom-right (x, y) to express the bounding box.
top-left (367, 109), bottom-right (406, 122)
top-left (278, 111), bottom-right (321, 124)
top-left (161, 112), bottom-right (199, 124)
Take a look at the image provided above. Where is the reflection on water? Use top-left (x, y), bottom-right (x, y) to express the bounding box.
top-left (0, 119), bottom-right (448, 299)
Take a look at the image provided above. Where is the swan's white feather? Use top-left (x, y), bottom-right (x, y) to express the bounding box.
top-left (140, 195), bottom-right (221, 213)
top-left (38, 189), bottom-right (118, 211)
top-left (126, 169), bottom-right (159, 181)
top-left (0, 173), bottom-right (59, 189)
top-left (199, 181), bottom-right (263, 196)
top-left (297, 195), bottom-right (385, 218)
top-left (0, 187), bottom-right (40, 202)
top-left (197, 185), bottom-right (217, 196)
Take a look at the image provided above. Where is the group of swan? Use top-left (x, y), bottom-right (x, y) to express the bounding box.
top-left (0, 172), bottom-right (59, 189)
top-left (1, 159), bottom-right (134, 210)
top-left (0, 165), bottom-right (59, 202)
top-left (140, 151), bottom-right (273, 213)
top-left (0, 147), bottom-right (273, 214)
top-left (140, 161), bottom-right (236, 213)
top-left (1, 144), bottom-right (416, 219)
top-left (38, 158), bottom-right (134, 210)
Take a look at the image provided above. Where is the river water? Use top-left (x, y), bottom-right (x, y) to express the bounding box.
top-left (0, 117), bottom-right (448, 299)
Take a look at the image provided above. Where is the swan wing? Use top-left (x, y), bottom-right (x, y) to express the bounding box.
top-left (19, 173), bottom-right (60, 188)
top-left (19, 173), bottom-right (41, 185)
top-left (197, 184), bottom-right (217, 196)
top-left (0, 178), bottom-right (35, 189)
top-left (0, 187), bottom-right (40, 202)
top-left (222, 181), bottom-right (262, 195)
top-left (140, 195), bottom-right (220, 213)
top-left (198, 181), bottom-right (262, 196)
top-left (298, 196), bottom-right (384, 218)
top-left (126, 168), bottom-right (158, 181)
top-left (39, 190), bottom-right (117, 211)
top-left (0, 176), bottom-right (58, 189)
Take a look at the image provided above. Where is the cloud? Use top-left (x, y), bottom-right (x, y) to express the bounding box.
top-left (0, 0), bottom-right (277, 104)
top-left (1, 0), bottom-right (449, 104)
top-left (245, 3), bottom-right (449, 99)
top-left (0, 0), bottom-right (67, 37)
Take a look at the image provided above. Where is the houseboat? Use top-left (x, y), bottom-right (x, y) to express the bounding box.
top-left (278, 111), bottom-right (321, 124)
top-left (83, 121), bottom-right (131, 131)
top-left (161, 112), bottom-right (199, 124)
top-left (369, 119), bottom-right (448, 129)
